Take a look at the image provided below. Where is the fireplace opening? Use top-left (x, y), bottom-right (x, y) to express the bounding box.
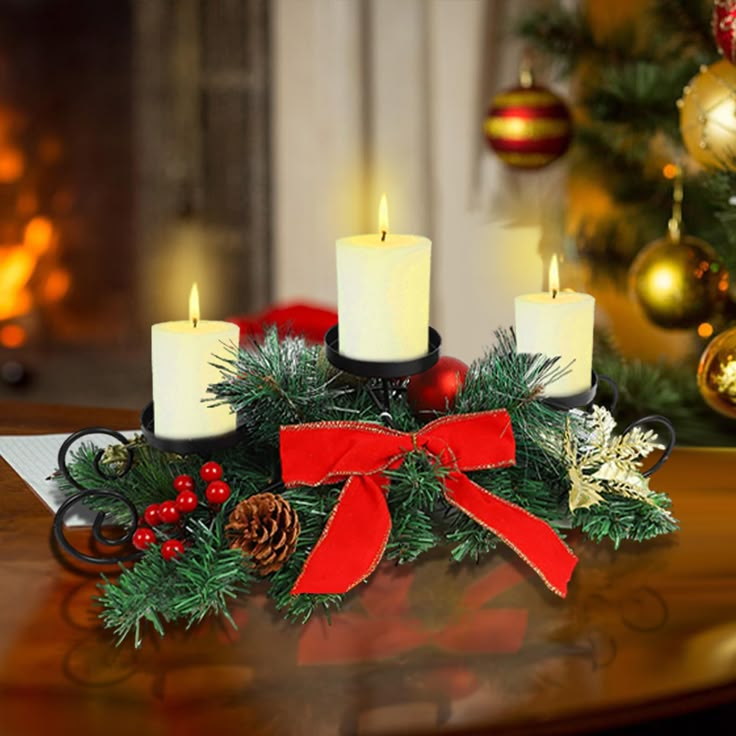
top-left (0, 0), bottom-right (271, 408)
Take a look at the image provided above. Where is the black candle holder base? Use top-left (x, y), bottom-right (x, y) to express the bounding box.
top-left (140, 402), bottom-right (246, 455)
top-left (324, 324), bottom-right (442, 427)
top-left (324, 325), bottom-right (441, 379)
top-left (540, 371), bottom-right (619, 412)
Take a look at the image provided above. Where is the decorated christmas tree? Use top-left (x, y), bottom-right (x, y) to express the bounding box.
top-left (505, 0), bottom-right (736, 443)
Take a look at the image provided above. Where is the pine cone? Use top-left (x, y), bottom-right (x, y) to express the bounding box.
top-left (225, 492), bottom-right (300, 575)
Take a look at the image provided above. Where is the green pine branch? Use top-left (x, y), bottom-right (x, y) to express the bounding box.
top-left (649, 0), bottom-right (717, 54)
top-left (209, 331), bottom-right (389, 447)
top-left (268, 484), bottom-right (344, 622)
top-left (98, 520), bottom-right (254, 647)
top-left (384, 451), bottom-right (444, 564)
top-left (514, 4), bottom-right (629, 75)
top-left (582, 58), bottom-right (696, 139)
top-left (573, 490), bottom-right (678, 548)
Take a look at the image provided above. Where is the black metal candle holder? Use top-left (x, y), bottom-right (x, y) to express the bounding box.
top-left (541, 371), bottom-right (619, 412)
top-left (140, 401), bottom-right (246, 454)
top-left (53, 402), bottom-right (247, 565)
top-left (539, 371), bottom-right (675, 476)
top-left (621, 414), bottom-right (676, 477)
top-left (324, 325), bottom-right (441, 378)
top-left (324, 324), bottom-right (441, 426)
top-left (54, 427), bottom-right (142, 565)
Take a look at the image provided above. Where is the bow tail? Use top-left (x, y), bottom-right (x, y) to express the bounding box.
top-left (291, 474), bottom-right (392, 595)
top-left (443, 472), bottom-right (578, 597)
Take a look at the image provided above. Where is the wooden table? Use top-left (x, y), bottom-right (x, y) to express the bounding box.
top-left (1, 402), bottom-right (736, 736)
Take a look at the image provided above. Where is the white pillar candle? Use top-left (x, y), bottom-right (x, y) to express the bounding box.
top-left (336, 195), bottom-right (431, 361)
top-left (514, 255), bottom-right (595, 397)
top-left (151, 284), bottom-right (239, 439)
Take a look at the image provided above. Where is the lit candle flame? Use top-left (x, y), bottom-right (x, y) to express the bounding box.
top-left (379, 193), bottom-right (389, 242)
top-left (549, 254), bottom-right (560, 298)
top-left (189, 282), bottom-right (200, 327)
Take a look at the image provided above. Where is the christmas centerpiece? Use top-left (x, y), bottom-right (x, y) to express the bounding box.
top-left (52, 198), bottom-right (677, 648)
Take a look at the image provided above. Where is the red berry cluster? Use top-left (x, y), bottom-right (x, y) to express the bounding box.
top-left (200, 461), bottom-right (232, 505)
top-left (132, 461), bottom-right (232, 561)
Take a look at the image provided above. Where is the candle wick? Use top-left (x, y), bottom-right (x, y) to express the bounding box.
top-left (381, 230), bottom-right (387, 242)
top-left (193, 318), bottom-right (198, 328)
top-left (552, 289), bottom-right (558, 299)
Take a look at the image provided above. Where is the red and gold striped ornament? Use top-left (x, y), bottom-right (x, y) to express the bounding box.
top-left (483, 69), bottom-right (572, 170)
top-left (713, 0), bottom-right (736, 63)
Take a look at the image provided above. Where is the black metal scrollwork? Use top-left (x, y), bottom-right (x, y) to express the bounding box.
top-left (540, 371), bottom-right (673, 477)
top-left (53, 427), bottom-right (142, 565)
top-left (595, 374), bottom-right (619, 414)
top-left (621, 414), bottom-right (676, 477)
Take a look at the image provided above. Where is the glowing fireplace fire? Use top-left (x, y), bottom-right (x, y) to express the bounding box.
top-left (0, 216), bottom-right (70, 351)
top-left (1, 217), bottom-right (71, 345)
top-left (0, 103), bottom-right (70, 351)
top-left (0, 1), bottom-right (268, 404)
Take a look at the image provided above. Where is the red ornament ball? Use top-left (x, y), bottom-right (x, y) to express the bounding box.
top-left (161, 539), bottom-right (185, 561)
top-left (132, 527), bottom-right (156, 551)
top-left (205, 480), bottom-right (232, 505)
top-left (173, 474), bottom-right (194, 493)
top-left (143, 503), bottom-right (160, 526)
top-left (713, 1), bottom-right (736, 63)
top-left (175, 490), bottom-right (199, 513)
top-left (200, 461), bottom-right (223, 482)
top-left (407, 356), bottom-right (469, 417)
top-left (484, 80), bottom-right (572, 169)
top-left (158, 500), bottom-right (181, 524)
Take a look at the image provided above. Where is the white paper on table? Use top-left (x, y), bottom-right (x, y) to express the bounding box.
top-left (0, 430), bottom-right (137, 526)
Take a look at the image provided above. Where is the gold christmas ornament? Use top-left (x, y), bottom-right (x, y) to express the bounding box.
top-left (678, 59), bottom-right (736, 169)
top-left (631, 234), bottom-right (728, 328)
top-left (697, 325), bottom-right (736, 419)
top-left (630, 167), bottom-right (729, 328)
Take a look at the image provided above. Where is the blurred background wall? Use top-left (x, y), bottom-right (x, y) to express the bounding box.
top-left (0, 0), bottom-right (689, 409)
top-left (272, 0), bottom-right (561, 362)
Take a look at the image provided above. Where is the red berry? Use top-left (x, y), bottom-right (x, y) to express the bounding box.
top-left (132, 527), bottom-right (156, 551)
top-left (173, 474), bottom-right (194, 493)
top-left (161, 539), bottom-right (185, 561)
top-left (158, 500), bottom-right (181, 524)
top-left (205, 480), bottom-right (231, 505)
top-left (200, 461), bottom-right (223, 482)
top-left (143, 503), bottom-right (160, 526)
top-left (175, 490), bottom-right (198, 513)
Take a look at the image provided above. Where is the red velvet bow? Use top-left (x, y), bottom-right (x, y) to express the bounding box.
top-left (279, 411), bottom-right (577, 597)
